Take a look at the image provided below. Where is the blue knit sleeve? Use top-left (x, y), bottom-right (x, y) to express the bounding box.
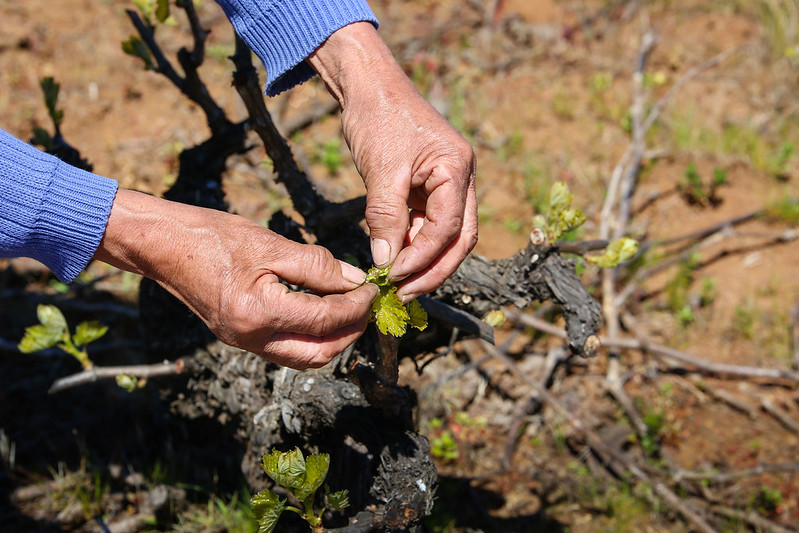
top-left (215, 0), bottom-right (378, 96)
top-left (0, 129), bottom-right (118, 283)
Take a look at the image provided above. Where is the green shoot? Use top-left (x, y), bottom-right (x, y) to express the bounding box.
top-left (250, 448), bottom-right (348, 533)
top-left (532, 181), bottom-right (586, 242)
top-left (18, 304), bottom-right (107, 370)
top-left (586, 237), bottom-right (639, 268)
top-left (533, 181), bottom-right (638, 268)
top-left (122, 36), bottom-right (155, 70)
top-left (366, 266), bottom-right (427, 337)
top-left (132, 0), bottom-right (173, 26)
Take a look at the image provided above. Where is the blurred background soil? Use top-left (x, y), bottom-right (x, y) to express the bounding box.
top-left (2, 0), bottom-right (799, 531)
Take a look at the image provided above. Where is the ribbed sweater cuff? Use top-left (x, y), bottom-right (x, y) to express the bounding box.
top-left (0, 130), bottom-right (118, 282)
top-left (218, 0), bottom-right (378, 96)
top-left (35, 161), bottom-right (118, 282)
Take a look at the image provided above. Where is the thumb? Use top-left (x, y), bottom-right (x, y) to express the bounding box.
top-left (364, 182), bottom-right (409, 268)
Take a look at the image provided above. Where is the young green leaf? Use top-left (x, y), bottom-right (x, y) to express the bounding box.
top-left (116, 374), bottom-right (140, 393)
top-left (538, 181), bottom-right (586, 241)
top-left (122, 36), bottom-right (155, 70)
top-left (37, 303), bottom-right (68, 332)
top-left (155, 0), bottom-right (170, 23)
top-left (373, 286), bottom-right (410, 336)
top-left (406, 299), bottom-right (428, 332)
top-left (295, 452), bottom-right (330, 502)
top-left (261, 447), bottom-right (307, 491)
top-left (250, 489), bottom-right (287, 533)
top-left (39, 77), bottom-right (63, 128)
top-left (18, 324), bottom-right (64, 353)
top-left (586, 237), bottom-right (639, 268)
top-left (326, 487), bottom-right (350, 511)
top-left (549, 181), bottom-right (572, 214)
top-left (18, 304), bottom-right (69, 353)
top-left (483, 309), bottom-right (506, 328)
top-left (366, 266), bottom-right (428, 337)
top-left (73, 321), bottom-right (109, 347)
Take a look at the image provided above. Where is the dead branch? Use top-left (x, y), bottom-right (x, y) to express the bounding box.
top-left (674, 462), bottom-right (799, 484)
top-left (505, 310), bottom-right (799, 383)
top-left (761, 397), bottom-right (799, 434)
top-left (47, 358), bottom-right (193, 394)
top-left (701, 503), bottom-right (796, 533)
top-left (792, 299), bottom-right (799, 371)
top-left (229, 35), bottom-right (326, 220)
top-left (479, 339), bottom-right (718, 533)
top-left (501, 346), bottom-right (567, 470)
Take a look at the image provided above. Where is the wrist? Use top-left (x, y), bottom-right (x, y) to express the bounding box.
top-left (307, 22), bottom-right (412, 108)
top-left (94, 189), bottom-right (199, 283)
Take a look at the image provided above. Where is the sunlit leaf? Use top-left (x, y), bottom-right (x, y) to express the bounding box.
top-left (18, 324), bottom-right (63, 353)
top-left (116, 374), bottom-right (139, 392)
top-left (483, 309), bottom-right (506, 328)
top-left (587, 237), bottom-right (639, 268)
top-left (37, 304), bottom-right (67, 332)
top-left (73, 321), bottom-right (108, 347)
top-left (366, 266), bottom-right (427, 337)
top-left (406, 299), bottom-right (428, 331)
top-left (250, 489), bottom-right (286, 533)
top-left (262, 448), bottom-right (306, 490)
top-left (295, 452), bottom-right (329, 502)
top-left (373, 287), bottom-right (409, 336)
top-left (549, 181), bottom-right (572, 214)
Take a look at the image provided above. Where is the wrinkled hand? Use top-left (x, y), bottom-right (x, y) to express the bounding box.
top-left (94, 189), bottom-right (377, 369)
top-left (309, 22), bottom-right (478, 302)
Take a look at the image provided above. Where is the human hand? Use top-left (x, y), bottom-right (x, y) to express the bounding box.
top-left (94, 189), bottom-right (378, 369)
top-left (309, 22), bottom-right (478, 302)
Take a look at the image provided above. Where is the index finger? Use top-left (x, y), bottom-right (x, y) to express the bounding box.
top-left (390, 164), bottom-right (477, 283)
top-left (266, 282), bottom-right (377, 336)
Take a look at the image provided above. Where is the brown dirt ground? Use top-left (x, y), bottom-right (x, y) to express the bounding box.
top-left (2, 0), bottom-right (799, 531)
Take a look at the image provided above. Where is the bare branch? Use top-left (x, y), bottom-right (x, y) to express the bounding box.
top-left (47, 358), bottom-right (195, 394)
top-left (505, 310), bottom-right (799, 383)
top-left (479, 339), bottom-right (717, 533)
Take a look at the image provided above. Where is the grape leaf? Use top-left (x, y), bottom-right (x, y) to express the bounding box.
top-left (18, 304), bottom-right (69, 353)
top-left (250, 489), bottom-right (286, 533)
top-left (587, 237), bottom-right (639, 268)
top-left (73, 321), bottom-right (108, 347)
top-left (406, 299), bottom-right (428, 332)
top-left (261, 447), bottom-right (306, 491)
top-left (373, 286), bottom-right (409, 336)
top-left (366, 266), bottom-right (428, 337)
top-left (295, 452), bottom-right (330, 502)
top-left (326, 487), bottom-right (350, 511)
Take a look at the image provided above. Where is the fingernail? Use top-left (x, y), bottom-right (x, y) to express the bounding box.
top-left (400, 292), bottom-right (418, 304)
top-left (339, 261), bottom-right (367, 285)
top-left (371, 238), bottom-right (391, 267)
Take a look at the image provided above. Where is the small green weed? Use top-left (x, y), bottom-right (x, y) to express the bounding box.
top-left (665, 252), bottom-right (700, 314)
top-left (749, 485), bottom-right (784, 516)
top-left (678, 162), bottom-right (726, 207)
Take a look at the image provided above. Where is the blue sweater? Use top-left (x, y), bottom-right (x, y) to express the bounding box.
top-left (0, 0), bottom-right (377, 282)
